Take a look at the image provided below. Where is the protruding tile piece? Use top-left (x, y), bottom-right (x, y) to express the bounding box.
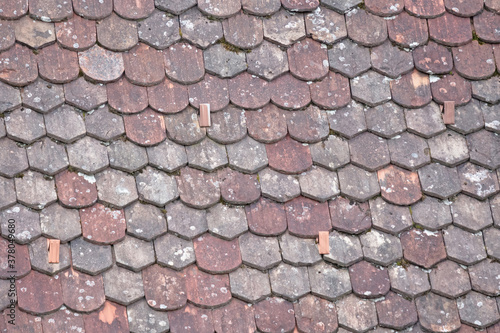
top-left (188, 74), bottom-right (229, 112)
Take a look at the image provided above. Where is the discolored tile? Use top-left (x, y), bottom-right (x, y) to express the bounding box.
top-left (0, 205), bottom-right (41, 244)
top-left (136, 166), bottom-right (179, 207)
top-left (287, 106), bottom-right (329, 143)
top-left (187, 74), bottom-right (229, 111)
top-left (123, 108), bottom-right (166, 146)
top-left (411, 197), bottom-right (451, 231)
top-left (29, 0), bottom-right (73, 21)
top-left (4, 107), bottom-right (45, 144)
top-left (168, 304), bottom-right (214, 333)
top-left (254, 297), bottom-right (295, 333)
top-left (329, 197), bottom-right (371, 234)
top-left (85, 106), bottom-right (125, 141)
top-left (0, 0), bottom-right (28, 19)
top-left (259, 167), bottom-right (301, 202)
top-left (42, 306), bottom-right (86, 333)
top-left (445, 0), bottom-right (483, 16)
top-left (78, 45), bottom-right (124, 83)
top-left (0, 22), bottom-right (13, 50)
top-left (198, 0), bottom-right (240, 17)
top-left (227, 135), bottom-right (268, 173)
top-left (389, 264), bottom-right (430, 298)
top-left (165, 201), bottom-right (208, 240)
top-left (177, 167), bottom-right (220, 209)
top-left (107, 140), bottom-right (147, 173)
top-left (270, 263), bottom-right (310, 301)
top-left (453, 41), bottom-right (496, 80)
top-left (206, 106), bottom-right (246, 145)
top-left (114, 0), bottom-right (154, 19)
top-left (14, 15), bottom-right (55, 49)
top-left (451, 194), bottom-right (494, 232)
top-left (246, 104), bottom-right (287, 144)
top-left (203, 44), bottom-right (246, 78)
top-left (350, 132), bottom-right (390, 172)
top-left (262, 8), bottom-right (306, 47)
top-left (245, 197), bottom-right (287, 236)
top-left (405, 0), bottom-right (445, 18)
top-left (285, 196), bottom-right (331, 238)
top-left (37, 43), bottom-right (79, 84)
top-left (324, 231), bottom-right (363, 266)
top-left (413, 41), bottom-right (453, 75)
top-left (207, 204), bottom-right (248, 240)
top-left (349, 260), bottom-right (390, 298)
top-left (73, 0), bottom-right (112, 19)
top-left (55, 14), bottom-right (96, 51)
top-left (193, 233), bottom-right (241, 273)
top-left (212, 299), bottom-right (256, 333)
top-left (336, 294), bottom-right (378, 333)
top-left (405, 102), bottom-right (446, 138)
top-left (222, 11), bottom-right (263, 49)
top-left (299, 166), bottom-right (339, 202)
top-left (71, 237), bottom-right (112, 275)
top-left (55, 170), bottom-right (97, 208)
top-left (428, 12), bottom-right (472, 46)
top-left (328, 39), bottom-right (371, 79)
top-left (16, 270), bottom-right (62, 315)
top-left (218, 168), bottom-right (260, 205)
top-left (147, 138), bottom-right (187, 172)
top-left (377, 292), bottom-right (418, 330)
top-left (431, 72), bottom-right (473, 110)
top-left (458, 162), bottom-right (499, 200)
top-left (179, 7), bottom-right (223, 49)
top-left (16, 171), bottom-right (57, 209)
top-left (474, 10), bottom-right (500, 43)
top-left (228, 72), bottom-right (270, 110)
top-left (154, 233), bottom-right (195, 270)
top-left (378, 165), bottom-right (422, 205)
top-left (165, 107), bottom-right (206, 145)
top-left (305, 6), bottom-right (346, 45)
top-left (390, 70), bottom-right (432, 108)
top-left (472, 78), bottom-right (500, 105)
top-left (40, 203), bottom-right (81, 242)
top-left (80, 203), bottom-right (126, 244)
top-left (401, 229), bottom-right (446, 268)
top-left (365, 102), bottom-right (406, 138)
top-left (449, 99), bottom-right (486, 135)
top-left (185, 265), bottom-right (231, 308)
top-left (95, 169), bottom-right (139, 208)
top-left (361, 229), bottom-right (403, 266)
top-left (138, 10), bottom-right (180, 49)
top-left (155, 0), bottom-right (196, 14)
top-left (239, 232), bottom-right (281, 270)
top-left (308, 261), bottom-right (351, 301)
top-left (96, 13), bottom-right (137, 52)
top-left (346, 8), bottom-right (387, 47)
top-left (370, 197), bottom-right (412, 234)
top-left (270, 73), bottom-right (311, 110)
top-left (0, 177), bottom-right (15, 210)
top-left (103, 265), bottom-right (144, 306)
top-left (21, 78), bottom-right (63, 114)
top-left (351, 70), bottom-right (392, 107)
top-left (114, 235), bottom-right (155, 272)
top-left (124, 43), bottom-right (165, 86)
top-left (310, 71), bottom-right (351, 109)
top-left (457, 291), bottom-right (500, 329)
top-left (279, 231), bottom-right (321, 266)
top-left (67, 136), bottom-right (109, 174)
top-left (338, 164), bottom-right (380, 202)
top-left (124, 202), bottom-right (167, 241)
top-left (164, 43), bottom-right (205, 85)
top-left (127, 298), bottom-right (170, 333)
top-left (469, 259), bottom-right (500, 297)
top-left (443, 225), bottom-right (487, 265)
top-left (430, 260), bottom-right (471, 298)
top-left (366, 0), bottom-right (404, 17)
top-left (82, 301), bottom-right (130, 332)
top-left (288, 38), bottom-right (329, 81)
top-left (247, 40), bottom-right (289, 81)
top-left (310, 135), bottom-right (350, 171)
top-left (371, 40), bottom-right (414, 78)
top-left (64, 77), bottom-right (107, 111)
top-left (229, 266), bottom-right (271, 302)
top-left (60, 267), bottom-right (105, 312)
top-left (142, 264), bottom-right (187, 310)
top-left (418, 163), bottom-right (461, 199)
top-left (45, 105), bottom-right (86, 143)
top-left (241, 0), bottom-right (281, 15)
top-left (0, 44), bottom-right (37, 87)
top-left (467, 130), bottom-right (500, 169)
top-left (267, 136), bottom-right (312, 174)
top-left (148, 78), bottom-right (188, 114)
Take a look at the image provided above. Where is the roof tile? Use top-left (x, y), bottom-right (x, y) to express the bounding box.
top-left (136, 166), bottom-right (179, 206)
top-left (45, 105), bottom-right (86, 143)
top-left (391, 69), bottom-right (432, 108)
top-left (146, 138), bottom-right (187, 172)
top-left (0, 237), bottom-right (30, 278)
top-left (165, 201), bottom-right (208, 240)
top-left (467, 130), bottom-right (500, 169)
top-left (322, 0), bottom-right (362, 13)
top-left (454, 41), bottom-right (496, 80)
top-left (329, 197), bottom-right (371, 234)
top-left (474, 10), bottom-right (500, 43)
top-left (72, 0), bottom-right (112, 19)
top-left (123, 108), bottom-right (167, 146)
top-left (64, 77), bottom-right (107, 111)
top-left (207, 204), bottom-right (248, 240)
top-left (124, 43), bottom-right (165, 86)
top-left (229, 266), bottom-right (271, 302)
top-left (5, 107), bottom-right (45, 144)
top-left (371, 40), bottom-right (414, 78)
top-left (95, 169), bottom-right (139, 208)
top-left (138, 10), bottom-right (180, 49)
top-left (246, 40), bottom-right (289, 81)
top-left (428, 11), bottom-right (473, 46)
top-left (336, 294), bottom-right (378, 333)
top-left (431, 72), bottom-right (472, 106)
top-left (388, 132), bottom-right (430, 170)
top-left (401, 229), bottom-right (446, 268)
top-left (458, 162), bottom-right (499, 200)
top-left (107, 140), bottom-right (148, 173)
top-left (285, 196), bottom-right (331, 237)
top-left (60, 267), bottom-right (105, 312)
top-left (366, 102), bottom-right (406, 138)
top-left (259, 167), bottom-right (301, 202)
top-left (263, 8), bottom-right (306, 47)
top-left (67, 136), bottom-right (109, 174)
top-left (78, 45), bottom-right (124, 83)
top-left (38, 43), bottom-right (79, 84)
top-left (371, 196), bottom-right (413, 234)
top-left (308, 261), bottom-right (351, 300)
top-left (0, 177), bottom-right (15, 210)
top-left (41, 306), bottom-right (86, 332)
top-left (311, 71), bottom-right (350, 109)
top-left (96, 13), bottom-right (137, 52)
top-left (305, 6), bottom-right (347, 44)
top-left (310, 134), bottom-right (349, 171)
top-left (21, 78), bottom-right (64, 113)
top-left (203, 44), bottom-right (247, 78)
top-left (239, 232), bottom-right (281, 270)
top-left (411, 196), bottom-right (452, 230)
top-left (55, 170), bottom-right (97, 208)
top-left (0, 205), bottom-right (40, 244)
top-left (448, 99), bottom-right (485, 134)
top-left (80, 203), bottom-right (126, 244)
top-left (228, 72), bottom-right (270, 109)
top-left (413, 41), bottom-right (453, 74)
top-left (0, 44), bottom-right (38, 87)
top-left (103, 265), bottom-right (144, 305)
top-left (405, 102), bottom-right (446, 138)
top-left (267, 136), bottom-right (312, 174)
top-left (328, 39), bottom-right (371, 79)
top-left (378, 165), bottom-right (422, 205)
top-left (365, 0), bottom-right (404, 16)
top-left (114, 0), bottom-right (154, 19)
top-left (469, 259), bottom-right (500, 297)
top-left (206, 106), bottom-right (246, 144)
top-left (324, 231), bottom-right (363, 266)
top-left (155, 233), bottom-right (195, 270)
top-left (177, 167), bottom-right (220, 209)
top-left (246, 104), bottom-right (287, 144)
top-left (485, 226), bottom-right (500, 259)
top-left (29, 0), bottom-right (73, 22)
top-left (430, 260), bottom-right (471, 298)
top-left (254, 297), bottom-right (295, 333)
top-left (197, 0), bottom-right (240, 18)
top-left (168, 304), bottom-right (214, 333)
top-left (179, 7), bottom-right (223, 49)
top-left (85, 105), bottom-right (125, 141)
top-left (472, 78), bottom-right (500, 105)
top-left (346, 8), bottom-right (387, 47)
top-left (445, 0), bottom-right (483, 17)
top-left (164, 42), bottom-right (204, 84)
top-left (245, 197), bottom-right (287, 236)
top-left (82, 301), bottom-right (130, 333)
top-left (428, 130), bottom-right (469, 167)
top-left (55, 14), bottom-right (95, 51)
top-left (271, 73), bottom-right (311, 110)
top-left (185, 265), bottom-right (231, 307)
top-left (360, 229), bottom-right (403, 265)
top-left (124, 202), bottom-right (167, 241)
top-left (4, 306), bottom-right (42, 332)
top-left (187, 74), bottom-right (229, 111)
top-left (148, 78), bottom-right (188, 114)
top-left (270, 263), bottom-right (310, 301)
top-left (17, 270), bottom-right (62, 314)
top-left (288, 38), bottom-right (328, 81)
top-left (405, 0), bottom-right (445, 18)
top-left (227, 135), bottom-right (268, 173)
top-left (29, 236), bottom-right (71, 275)
top-left (0, 0), bottom-right (28, 19)
top-left (193, 233), bottom-right (241, 273)
top-left (350, 132), bottom-right (390, 172)
top-left (451, 194), bottom-right (494, 232)
top-left (16, 171), bottom-right (57, 209)
top-left (287, 106), bottom-right (329, 143)
top-left (443, 225), bottom-right (487, 265)
top-left (71, 237), bottom-right (112, 274)
top-left (299, 166), bottom-right (339, 202)
top-left (212, 299), bottom-right (257, 333)
top-left (389, 264), bottom-right (430, 297)
top-left (351, 70), bottom-right (392, 107)
top-left (223, 11), bottom-right (263, 49)
top-left (338, 164), bottom-right (380, 201)
top-left (126, 298), bottom-right (170, 333)
top-left (281, 0), bottom-right (319, 11)
top-left (349, 260), bottom-right (390, 298)
top-left (142, 264), bottom-right (187, 310)
top-left (40, 203), bottom-right (81, 242)
top-left (218, 168), bottom-right (260, 204)
top-left (279, 231), bottom-right (321, 265)
top-left (458, 291), bottom-right (500, 329)
top-left (377, 291), bottom-right (418, 330)
top-left (114, 235), bottom-right (155, 272)
top-left (241, 0), bottom-right (281, 16)
top-left (15, 16), bottom-right (55, 49)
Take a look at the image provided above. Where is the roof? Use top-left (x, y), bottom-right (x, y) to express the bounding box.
top-left (0, 0), bottom-right (499, 332)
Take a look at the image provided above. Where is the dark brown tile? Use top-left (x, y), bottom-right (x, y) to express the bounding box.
top-left (474, 10), bottom-right (500, 43)
top-left (376, 292), bottom-right (418, 330)
top-left (288, 38), bottom-right (329, 81)
top-left (123, 108), bottom-right (166, 146)
top-left (78, 45), bottom-right (124, 83)
top-left (445, 0), bottom-right (483, 17)
top-left (388, 12), bottom-right (428, 49)
top-left (349, 260), bottom-right (390, 298)
top-left (55, 14), bottom-right (96, 51)
top-left (286, 196), bottom-right (331, 238)
top-left (219, 168), bottom-right (260, 205)
top-left (270, 73), bottom-right (311, 110)
top-left (148, 78), bottom-right (188, 114)
top-left (193, 233), bottom-right (241, 274)
top-left (164, 42), bottom-right (204, 84)
top-left (222, 11), bottom-right (263, 49)
top-left (0, 0), bottom-right (27, 19)
top-left (3, 306), bottom-right (42, 333)
top-left (453, 41), bottom-right (496, 80)
top-left (246, 104), bottom-right (288, 144)
top-left (113, 0), bottom-right (154, 19)
top-left (107, 77), bottom-right (147, 114)
top-left (310, 71), bottom-right (351, 109)
top-left (294, 294), bottom-right (338, 332)
top-left (41, 306), bottom-right (86, 333)
top-left (377, 165), bottom-right (422, 205)
top-left (0, 20), bottom-right (15, 52)
top-left (416, 293), bottom-right (461, 333)
top-left (254, 297), bottom-right (295, 333)
top-left (168, 304), bottom-right (214, 333)
top-left (64, 77), bottom-right (107, 111)
top-left (390, 69), bottom-right (432, 108)
top-left (123, 43), bottom-right (165, 86)
top-left (142, 264), bottom-right (187, 310)
top-left (213, 299), bottom-right (256, 333)
top-left (428, 11), bottom-right (472, 46)
top-left (431, 72), bottom-right (472, 106)
top-left (73, 0), bottom-right (112, 19)
top-left (228, 72), bottom-right (270, 110)
top-left (401, 229), bottom-right (446, 268)
top-left (60, 267), bottom-right (105, 312)
top-left (305, 6), bottom-right (347, 44)
top-left (188, 74), bottom-right (229, 111)
top-left (405, 0), bottom-right (445, 18)
top-left (413, 41), bottom-right (453, 74)
top-left (185, 265), bottom-right (231, 308)
top-left (15, 16), bottom-right (55, 49)
top-left (38, 43), bottom-right (79, 84)
top-left (267, 136), bottom-right (312, 174)
top-left (55, 170), bottom-right (97, 208)
top-left (365, 0), bottom-right (404, 16)
top-left (0, 44), bottom-right (38, 87)
top-left (17, 270), bottom-right (62, 315)
top-left (177, 167), bottom-right (220, 209)
top-left (83, 301), bottom-right (130, 333)
top-left (245, 197), bottom-right (287, 236)
top-left (346, 8), bottom-right (388, 47)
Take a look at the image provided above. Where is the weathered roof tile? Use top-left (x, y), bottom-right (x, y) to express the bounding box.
top-left (17, 270), bottom-right (62, 315)
top-left (55, 14), bottom-right (96, 51)
top-left (78, 45), bottom-right (124, 83)
top-left (96, 13), bottom-right (138, 52)
top-left (346, 8), bottom-right (388, 47)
